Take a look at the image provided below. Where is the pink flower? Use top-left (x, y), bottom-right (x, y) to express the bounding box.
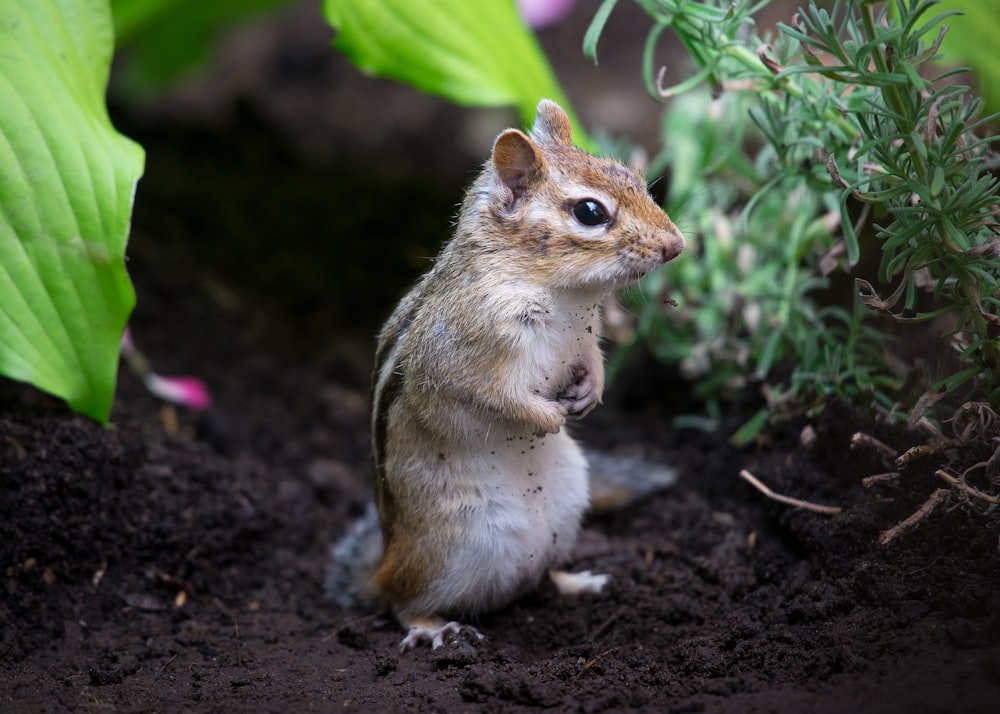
top-left (120, 326), bottom-right (213, 410)
top-left (517, 0), bottom-right (575, 29)
top-left (143, 374), bottom-right (213, 411)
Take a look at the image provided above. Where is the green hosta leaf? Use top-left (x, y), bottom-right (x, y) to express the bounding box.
top-left (110, 0), bottom-right (291, 92)
top-left (0, 0), bottom-right (144, 422)
top-left (323, 0), bottom-right (592, 150)
top-left (934, 1), bottom-right (1000, 116)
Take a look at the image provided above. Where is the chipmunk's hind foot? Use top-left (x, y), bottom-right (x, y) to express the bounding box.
top-left (399, 617), bottom-right (485, 652)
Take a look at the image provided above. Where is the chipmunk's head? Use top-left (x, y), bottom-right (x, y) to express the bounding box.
top-left (485, 99), bottom-right (684, 290)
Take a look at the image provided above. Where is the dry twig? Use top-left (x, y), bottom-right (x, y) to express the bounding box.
top-left (895, 442), bottom-right (950, 469)
top-left (851, 432), bottom-right (898, 461)
top-left (879, 489), bottom-right (948, 545)
top-left (157, 654), bottom-right (178, 676)
top-left (573, 648), bottom-right (620, 682)
top-left (862, 472), bottom-right (900, 488)
top-left (588, 609), bottom-right (625, 644)
top-left (934, 469), bottom-right (1000, 505)
top-left (738, 470), bottom-right (842, 514)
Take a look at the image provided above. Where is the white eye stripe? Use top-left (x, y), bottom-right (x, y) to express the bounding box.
top-left (564, 184), bottom-right (617, 218)
top-left (518, 184), bottom-right (619, 230)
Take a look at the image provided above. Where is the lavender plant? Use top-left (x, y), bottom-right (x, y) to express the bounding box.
top-left (592, 0), bottom-right (1000, 441)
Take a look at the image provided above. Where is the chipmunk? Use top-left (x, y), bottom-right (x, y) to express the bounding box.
top-left (327, 100), bottom-right (684, 651)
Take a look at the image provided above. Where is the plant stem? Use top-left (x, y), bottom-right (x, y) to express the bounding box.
top-left (721, 41), bottom-right (859, 138)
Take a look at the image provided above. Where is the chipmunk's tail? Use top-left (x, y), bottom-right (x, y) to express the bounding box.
top-left (325, 502), bottom-right (382, 609)
top-left (585, 451), bottom-right (677, 515)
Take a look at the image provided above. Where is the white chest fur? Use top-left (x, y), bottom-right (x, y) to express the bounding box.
top-left (521, 290), bottom-right (603, 394)
top-left (416, 426), bottom-right (590, 617)
top-left (382, 288), bottom-right (603, 618)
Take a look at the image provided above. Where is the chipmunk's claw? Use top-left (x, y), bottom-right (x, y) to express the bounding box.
top-left (399, 621), bottom-right (483, 652)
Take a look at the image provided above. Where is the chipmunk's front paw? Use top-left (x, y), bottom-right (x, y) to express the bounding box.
top-left (556, 364), bottom-right (600, 418)
top-left (399, 620), bottom-right (484, 652)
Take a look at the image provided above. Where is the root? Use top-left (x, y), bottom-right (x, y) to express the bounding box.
top-left (738, 469), bottom-right (842, 515)
top-left (879, 489), bottom-right (949, 545)
top-left (856, 403), bottom-right (1000, 543)
top-left (862, 472), bottom-right (900, 488)
top-left (850, 432), bottom-right (897, 460)
top-left (934, 469), bottom-right (1000, 506)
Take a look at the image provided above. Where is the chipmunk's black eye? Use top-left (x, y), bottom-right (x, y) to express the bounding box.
top-left (572, 199), bottom-right (610, 226)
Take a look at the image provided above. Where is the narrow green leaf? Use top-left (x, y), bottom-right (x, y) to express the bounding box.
top-left (323, 0), bottom-right (591, 149)
top-left (900, 61), bottom-right (927, 90)
top-left (0, 0), bottom-right (144, 422)
top-left (908, 130), bottom-right (928, 162)
top-left (755, 327), bottom-right (785, 379)
top-left (839, 190), bottom-right (861, 266)
top-left (942, 216), bottom-right (971, 251)
top-left (854, 365), bottom-right (873, 392)
top-left (937, 366), bottom-right (981, 393)
top-left (730, 406), bottom-right (770, 447)
top-left (583, 0), bottom-right (618, 65)
top-left (930, 166), bottom-right (945, 198)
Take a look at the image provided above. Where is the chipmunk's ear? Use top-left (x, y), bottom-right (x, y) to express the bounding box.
top-left (529, 100), bottom-right (573, 147)
top-left (492, 129), bottom-right (545, 203)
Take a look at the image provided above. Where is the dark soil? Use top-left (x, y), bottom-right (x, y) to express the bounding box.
top-left (3, 2), bottom-right (999, 711)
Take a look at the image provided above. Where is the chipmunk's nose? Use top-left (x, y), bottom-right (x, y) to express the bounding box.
top-left (660, 224), bottom-right (685, 263)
